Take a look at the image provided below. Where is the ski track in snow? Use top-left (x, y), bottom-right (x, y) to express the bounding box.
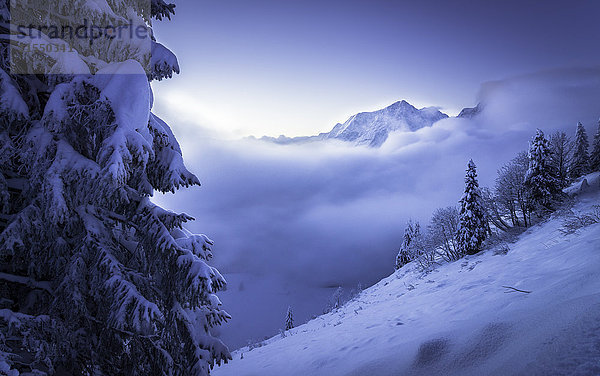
top-left (214, 188), bottom-right (600, 376)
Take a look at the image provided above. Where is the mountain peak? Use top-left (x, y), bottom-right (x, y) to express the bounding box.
top-left (325, 100), bottom-right (448, 147)
top-left (390, 99), bottom-right (410, 106)
top-left (257, 100), bottom-right (448, 147)
top-left (385, 100), bottom-right (415, 110)
top-left (397, 99), bottom-right (413, 106)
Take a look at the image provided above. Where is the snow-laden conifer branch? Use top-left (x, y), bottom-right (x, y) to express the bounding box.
top-left (0, 1), bottom-right (231, 373)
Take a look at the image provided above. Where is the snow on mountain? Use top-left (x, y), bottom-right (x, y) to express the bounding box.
top-left (257, 100), bottom-right (448, 147)
top-left (324, 100), bottom-right (448, 147)
top-left (457, 103), bottom-right (483, 119)
top-left (214, 184), bottom-right (600, 376)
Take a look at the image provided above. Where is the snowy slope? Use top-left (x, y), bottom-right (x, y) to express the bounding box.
top-left (214, 190), bottom-right (600, 376)
top-left (257, 100), bottom-right (448, 147)
top-left (564, 172), bottom-right (600, 196)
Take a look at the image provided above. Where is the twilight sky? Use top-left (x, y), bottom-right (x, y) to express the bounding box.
top-left (152, 0), bottom-right (600, 137)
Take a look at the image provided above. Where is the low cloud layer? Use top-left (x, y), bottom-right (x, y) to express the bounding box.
top-left (155, 66), bottom-right (600, 348)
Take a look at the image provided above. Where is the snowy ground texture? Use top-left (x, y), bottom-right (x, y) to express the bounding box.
top-left (214, 185), bottom-right (600, 376)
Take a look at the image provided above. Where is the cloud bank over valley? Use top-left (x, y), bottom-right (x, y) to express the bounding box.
top-left (155, 66), bottom-right (600, 348)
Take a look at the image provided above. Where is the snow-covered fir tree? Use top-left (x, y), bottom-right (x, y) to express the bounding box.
top-left (590, 120), bottom-right (600, 172)
top-left (395, 220), bottom-right (424, 269)
top-left (0, 1), bottom-right (230, 374)
top-left (524, 129), bottom-right (560, 213)
top-left (285, 306), bottom-right (294, 331)
top-left (456, 160), bottom-right (487, 256)
top-left (570, 122), bottom-right (589, 179)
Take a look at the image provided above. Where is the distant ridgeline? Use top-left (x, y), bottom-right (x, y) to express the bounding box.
top-left (252, 100), bottom-right (482, 148)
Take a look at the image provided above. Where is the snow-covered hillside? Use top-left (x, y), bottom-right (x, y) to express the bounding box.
top-left (214, 188), bottom-right (600, 376)
top-left (257, 100), bottom-right (448, 147)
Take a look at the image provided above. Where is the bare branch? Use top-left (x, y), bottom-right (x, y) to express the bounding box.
top-left (502, 285), bottom-right (531, 294)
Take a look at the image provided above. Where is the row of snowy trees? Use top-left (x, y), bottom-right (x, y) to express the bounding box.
top-left (395, 160), bottom-right (487, 270)
top-left (0, 1), bottom-right (230, 375)
top-left (488, 123), bottom-right (600, 227)
top-left (396, 121), bottom-right (600, 270)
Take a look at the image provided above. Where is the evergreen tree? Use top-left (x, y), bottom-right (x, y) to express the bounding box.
top-left (590, 120), bottom-right (600, 172)
top-left (570, 122), bottom-right (590, 179)
top-left (285, 306), bottom-right (294, 331)
top-left (524, 129), bottom-right (560, 213)
top-left (395, 220), bottom-right (423, 269)
top-left (0, 1), bottom-right (230, 374)
top-left (456, 160), bottom-right (487, 256)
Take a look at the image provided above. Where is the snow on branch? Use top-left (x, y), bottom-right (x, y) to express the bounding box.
top-left (150, 0), bottom-right (176, 21)
top-left (104, 272), bottom-right (164, 333)
top-left (148, 113), bottom-right (200, 193)
top-left (172, 302), bottom-right (231, 375)
top-left (0, 68), bottom-right (28, 118)
top-left (145, 200), bottom-right (194, 230)
top-left (150, 41), bottom-right (180, 81)
top-left (0, 272), bottom-right (53, 294)
top-left (78, 206), bottom-right (164, 333)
